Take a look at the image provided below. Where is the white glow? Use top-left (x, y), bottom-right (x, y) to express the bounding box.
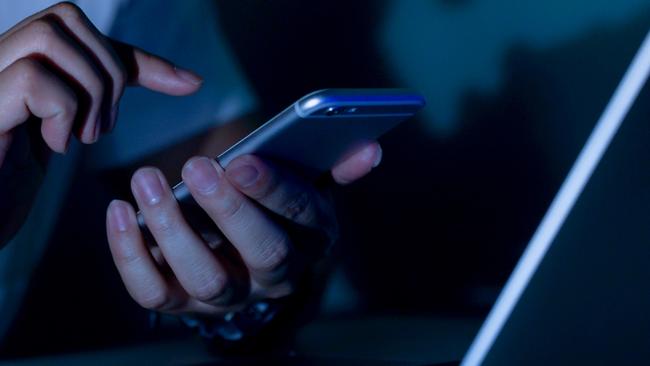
top-left (462, 28), bottom-right (650, 366)
top-left (302, 97), bottom-right (322, 110)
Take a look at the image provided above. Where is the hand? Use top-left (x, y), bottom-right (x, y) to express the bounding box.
top-left (0, 2), bottom-right (202, 245)
top-left (106, 142), bottom-right (382, 316)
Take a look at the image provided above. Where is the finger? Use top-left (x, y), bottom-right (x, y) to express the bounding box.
top-left (45, 3), bottom-right (127, 131)
top-left (106, 199), bottom-right (187, 311)
top-left (0, 18), bottom-right (106, 143)
top-left (44, 3), bottom-right (201, 125)
top-left (331, 141), bottom-right (383, 185)
top-left (110, 41), bottom-right (203, 96)
top-left (0, 58), bottom-right (77, 153)
top-left (182, 157), bottom-right (293, 287)
top-left (4, 3), bottom-right (198, 98)
top-left (131, 167), bottom-right (234, 305)
top-left (0, 3), bottom-right (201, 143)
top-left (225, 155), bottom-right (336, 235)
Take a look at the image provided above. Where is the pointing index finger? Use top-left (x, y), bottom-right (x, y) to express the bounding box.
top-left (110, 40), bottom-right (203, 96)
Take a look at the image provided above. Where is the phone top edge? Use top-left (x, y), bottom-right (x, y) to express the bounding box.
top-left (217, 103), bottom-right (299, 167)
top-left (296, 89), bottom-right (426, 117)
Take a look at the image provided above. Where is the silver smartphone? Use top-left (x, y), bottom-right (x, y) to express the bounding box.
top-left (137, 88), bottom-right (425, 232)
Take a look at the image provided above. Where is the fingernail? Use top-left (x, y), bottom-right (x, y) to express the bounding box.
top-left (108, 200), bottom-right (131, 232)
top-left (359, 144), bottom-right (382, 168)
top-left (373, 144), bottom-right (383, 168)
top-left (174, 66), bottom-right (203, 85)
top-left (227, 164), bottom-right (259, 188)
top-left (183, 157), bottom-right (220, 194)
top-left (134, 168), bottom-right (164, 205)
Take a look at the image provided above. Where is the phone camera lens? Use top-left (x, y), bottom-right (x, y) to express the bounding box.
top-left (325, 107), bottom-right (341, 116)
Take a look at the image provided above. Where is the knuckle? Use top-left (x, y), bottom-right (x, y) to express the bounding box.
top-left (28, 19), bottom-right (57, 45)
top-left (12, 58), bottom-right (40, 84)
top-left (13, 59), bottom-right (43, 96)
top-left (114, 247), bottom-right (142, 267)
top-left (148, 213), bottom-right (179, 236)
top-left (53, 2), bottom-right (83, 20)
top-left (252, 233), bottom-right (290, 274)
top-left (215, 195), bottom-right (245, 221)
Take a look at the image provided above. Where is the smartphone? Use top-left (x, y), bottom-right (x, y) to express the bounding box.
top-left (137, 88), bottom-right (425, 233)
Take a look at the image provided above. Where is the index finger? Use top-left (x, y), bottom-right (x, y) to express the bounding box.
top-left (1, 2), bottom-right (202, 97)
top-left (110, 40), bottom-right (203, 96)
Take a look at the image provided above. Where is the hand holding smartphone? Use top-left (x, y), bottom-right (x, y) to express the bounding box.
top-left (137, 88), bottom-right (425, 232)
top-left (110, 88), bottom-right (425, 320)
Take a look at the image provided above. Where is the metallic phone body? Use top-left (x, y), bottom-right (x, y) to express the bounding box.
top-left (137, 89), bottom-right (425, 232)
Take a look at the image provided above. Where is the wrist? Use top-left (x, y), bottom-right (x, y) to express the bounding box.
top-left (181, 299), bottom-right (283, 343)
top-left (181, 268), bottom-right (327, 355)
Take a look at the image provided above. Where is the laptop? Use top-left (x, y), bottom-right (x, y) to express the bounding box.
top-left (461, 28), bottom-right (650, 365)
